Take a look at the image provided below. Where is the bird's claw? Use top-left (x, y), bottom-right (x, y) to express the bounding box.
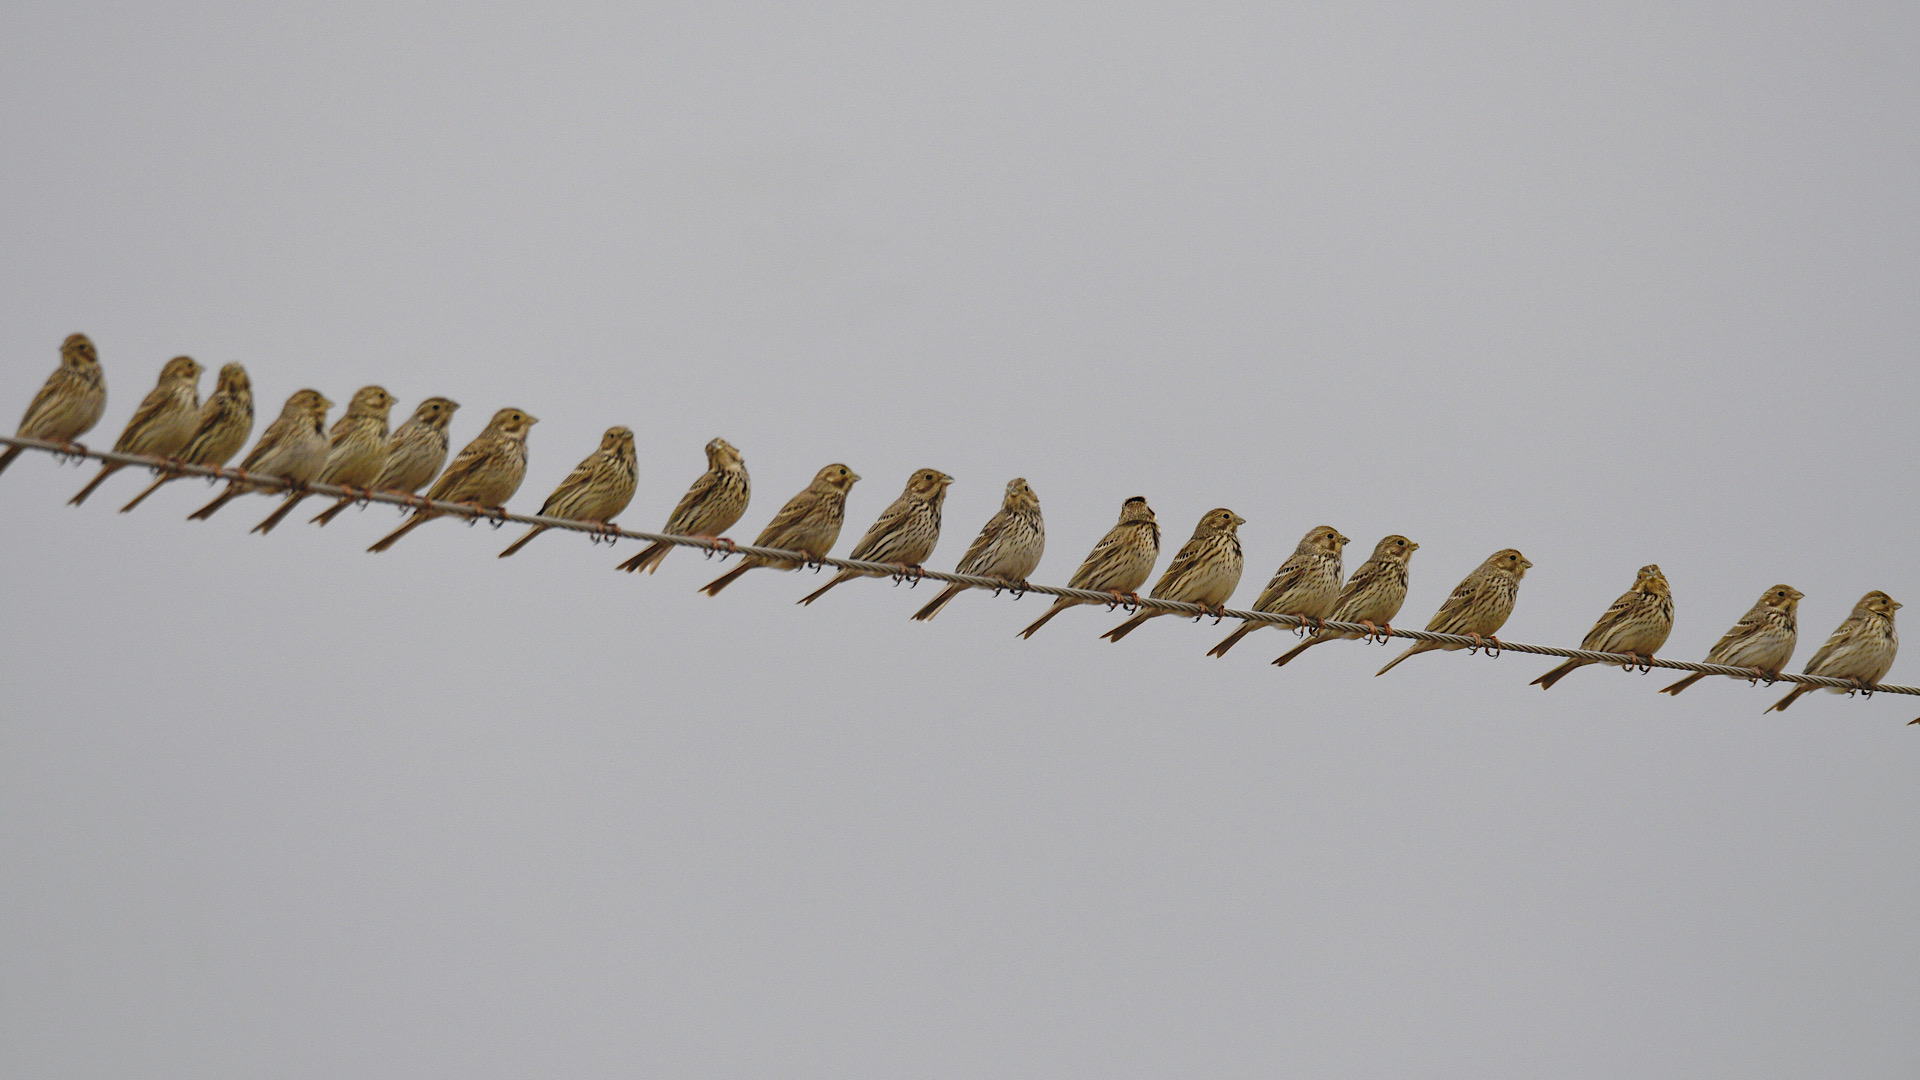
top-left (1008, 579), bottom-right (1029, 601)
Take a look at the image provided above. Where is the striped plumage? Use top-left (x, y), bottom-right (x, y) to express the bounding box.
top-left (1272, 534), bottom-right (1418, 668)
top-left (252, 385), bottom-right (395, 534)
top-left (187, 388), bottom-right (333, 520)
top-left (1376, 548), bottom-right (1532, 676)
top-left (310, 396), bottom-right (459, 526)
top-left (617, 437), bottom-right (750, 574)
top-left (1659, 584), bottom-right (1802, 695)
top-left (1018, 496), bottom-right (1159, 638)
top-left (911, 477), bottom-right (1045, 621)
top-left (699, 464), bottom-right (859, 596)
top-left (368, 407), bottom-right (537, 553)
top-left (797, 468), bottom-right (952, 605)
top-left (1532, 564), bottom-right (1675, 689)
top-left (3, 333), bottom-right (106, 478)
top-left (1101, 507), bottom-right (1244, 642)
top-left (1207, 525), bottom-right (1349, 657)
top-left (119, 362), bottom-right (255, 513)
top-left (1767, 591), bottom-right (1900, 713)
top-left (499, 425), bottom-right (638, 557)
top-left (69, 355), bottom-right (202, 506)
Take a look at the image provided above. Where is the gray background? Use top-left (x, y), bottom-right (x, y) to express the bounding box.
top-left (4, 4), bottom-right (1917, 1076)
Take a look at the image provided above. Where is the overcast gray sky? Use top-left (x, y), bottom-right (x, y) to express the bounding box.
top-left (5, 4), bottom-right (1918, 1076)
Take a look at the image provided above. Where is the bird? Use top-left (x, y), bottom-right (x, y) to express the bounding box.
top-left (615, 437), bottom-right (749, 574)
top-left (119, 362), bottom-right (255, 512)
top-left (69, 355), bottom-right (202, 505)
top-left (1658, 585), bottom-right (1802, 695)
top-left (498, 425), bottom-right (638, 557)
top-left (1272, 535), bottom-right (1419, 667)
top-left (186, 389), bottom-right (333, 520)
top-left (2, 333), bottom-right (106, 478)
top-left (309, 396), bottom-right (459, 526)
top-left (699, 464), bottom-right (859, 596)
top-left (1531, 564), bottom-right (1675, 689)
top-left (367, 407), bottom-right (537, 553)
top-left (1376, 548), bottom-right (1532, 676)
top-left (1018, 496), bottom-right (1160, 638)
top-left (251, 385), bottom-right (394, 534)
top-left (911, 477), bottom-right (1045, 621)
top-left (1100, 508), bottom-right (1245, 642)
top-left (797, 468), bottom-right (952, 605)
top-left (1767, 591), bottom-right (1900, 713)
top-left (1207, 525), bottom-right (1349, 657)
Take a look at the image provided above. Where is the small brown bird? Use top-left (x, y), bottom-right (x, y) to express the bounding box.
top-left (1272, 535), bottom-right (1419, 667)
top-left (251, 385), bottom-right (395, 534)
top-left (119, 362), bottom-right (255, 512)
top-left (699, 464), bottom-right (860, 596)
top-left (310, 396), bottom-right (459, 526)
top-left (368, 407), bottom-right (537, 553)
top-left (1767, 591), bottom-right (1900, 713)
top-left (797, 468), bottom-right (953, 606)
top-left (498, 426), bottom-right (638, 557)
top-left (1659, 585), bottom-right (1802, 695)
top-left (69, 355), bottom-right (202, 506)
top-left (187, 389), bottom-right (333, 520)
top-left (3, 333), bottom-right (107, 477)
top-left (1532, 564), bottom-right (1675, 689)
top-left (1376, 548), bottom-right (1532, 676)
top-left (911, 477), bottom-right (1045, 621)
top-left (615, 437), bottom-right (750, 574)
top-left (1018, 496), bottom-right (1160, 638)
top-left (1207, 525), bottom-right (1349, 657)
top-left (1101, 507), bottom-right (1245, 642)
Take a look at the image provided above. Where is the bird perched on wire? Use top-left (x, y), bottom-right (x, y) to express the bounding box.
top-left (309, 396), bottom-right (459, 526)
top-left (498, 425), bottom-right (638, 557)
top-left (2, 333), bottom-right (106, 478)
top-left (1100, 507), bottom-right (1244, 642)
top-left (1271, 534), bottom-right (1418, 668)
top-left (367, 407), bottom-right (537, 553)
top-left (1531, 564), bottom-right (1675, 689)
top-left (911, 477), bottom-right (1045, 621)
top-left (699, 464), bottom-right (859, 596)
top-left (251, 385), bottom-right (394, 534)
top-left (1376, 548), bottom-right (1532, 676)
top-left (119, 362), bottom-right (255, 513)
top-left (1207, 525), bottom-right (1348, 657)
top-left (615, 437), bottom-right (750, 574)
top-left (1766, 591), bottom-right (1900, 713)
top-left (1658, 584), bottom-right (1802, 695)
top-left (1018, 496), bottom-right (1159, 638)
top-left (69, 355), bottom-right (202, 506)
top-left (797, 468), bottom-right (953, 606)
top-left (186, 389), bottom-right (333, 520)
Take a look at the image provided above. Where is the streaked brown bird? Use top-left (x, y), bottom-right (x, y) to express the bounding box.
top-left (911, 477), bottom-right (1045, 621)
top-left (1208, 525), bottom-right (1348, 657)
top-left (1272, 535), bottom-right (1418, 668)
top-left (1018, 496), bottom-right (1159, 638)
top-left (368, 407), bottom-right (537, 553)
top-left (1532, 564), bottom-right (1675, 689)
top-left (187, 389), bottom-right (333, 520)
top-left (69, 355), bottom-right (202, 505)
top-left (310, 396), bottom-right (459, 526)
top-left (1659, 585), bottom-right (1802, 695)
top-left (1101, 507), bottom-right (1244, 642)
top-left (1376, 548), bottom-right (1532, 676)
top-left (615, 437), bottom-right (750, 574)
top-left (251, 385), bottom-right (394, 534)
top-left (1767, 591), bottom-right (1900, 713)
top-left (3, 333), bottom-right (106, 477)
top-left (797, 468), bottom-right (952, 606)
top-left (498, 425), bottom-right (638, 557)
top-left (119, 362), bottom-right (255, 512)
top-left (699, 464), bottom-right (859, 596)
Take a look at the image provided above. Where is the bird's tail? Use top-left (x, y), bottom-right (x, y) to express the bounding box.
top-left (1271, 635), bottom-right (1324, 668)
top-left (1206, 621), bottom-right (1259, 658)
top-left (1375, 641), bottom-right (1432, 676)
top-left (1658, 672), bottom-right (1706, 696)
top-left (69, 462), bottom-right (122, 506)
top-left (1101, 611), bottom-right (1154, 642)
top-left (310, 496), bottom-right (357, 526)
top-left (1531, 658), bottom-right (1586, 690)
top-left (498, 524), bottom-right (547, 558)
top-left (699, 561), bottom-right (755, 596)
top-left (798, 571), bottom-right (855, 606)
top-left (911, 583), bottom-right (966, 622)
top-left (1766, 685), bottom-right (1811, 713)
top-left (368, 511), bottom-right (432, 553)
top-left (119, 472), bottom-right (175, 513)
top-left (187, 483), bottom-right (243, 521)
top-left (616, 541), bottom-right (671, 574)
top-left (0, 446), bottom-right (23, 477)
top-left (251, 492), bottom-right (308, 535)
top-left (1018, 599), bottom-right (1077, 638)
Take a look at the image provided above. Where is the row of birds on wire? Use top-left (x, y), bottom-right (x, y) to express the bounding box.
top-left (4, 333), bottom-right (1904, 713)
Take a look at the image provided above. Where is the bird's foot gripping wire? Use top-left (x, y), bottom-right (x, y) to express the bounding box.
top-left (715, 536), bottom-right (740, 555)
top-left (55, 441), bottom-right (90, 465)
top-left (1465, 633), bottom-right (1502, 659)
top-left (1007, 579), bottom-right (1029, 600)
top-left (1361, 621), bottom-right (1389, 645)
top-left (1616, 652), bottom-right (1652, 674)
top-left (587, 521), bottom-right (618, 546)
top-left (890, 565), bottom-right (925, 588)
top-left (804, 553), bottom-right (826, 573)
top-left (1848, 678), bottom-right (1873, 699)
top-left (1744, 666), bottom-right (1779, 686)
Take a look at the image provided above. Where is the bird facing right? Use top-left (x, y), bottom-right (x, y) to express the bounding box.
top-left (69, 355), bottom-right (203, 506)
top-left (1658, 584), bottom-right (1802, 695)
top-left (911, 477), bottom-right (1045, 622)
top-left (1767, 591), bottom-right (1900, 713)
top-left (1271, 534), bottom-right (1418, 668)
top-left (796, 468), bottom-right (952, 606)
top-left (1531, 564), bottom-right (1675, 690)
top-left (1375, 548), bottom-right (1532, 676)
top-left (309, 396), bottom-right (459, 526)
top-left (1207, 524), bottom-right (1348, 657)
top-left (699, 464), bottom-right (860, 596)
top-left (498, 425), bottom-right (638, 557)
top-left (616, 437), bottom-right (750, 574)
top-left (1018, 496), bottom-right (1159, 638)
top-left (3, 333), bottom-right (107, 478)
top-left (186, 388), bottom-right (333, 521)
top-left (367, 407), bottom-right (537, 553)
top-left (119, 362), bottom-right (255, 513)
top-left (1100, 507), bottom-right (1244, 643)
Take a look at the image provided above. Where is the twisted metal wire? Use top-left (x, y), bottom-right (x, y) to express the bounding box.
top-left (7, 433), bottom-right (1916, 702)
